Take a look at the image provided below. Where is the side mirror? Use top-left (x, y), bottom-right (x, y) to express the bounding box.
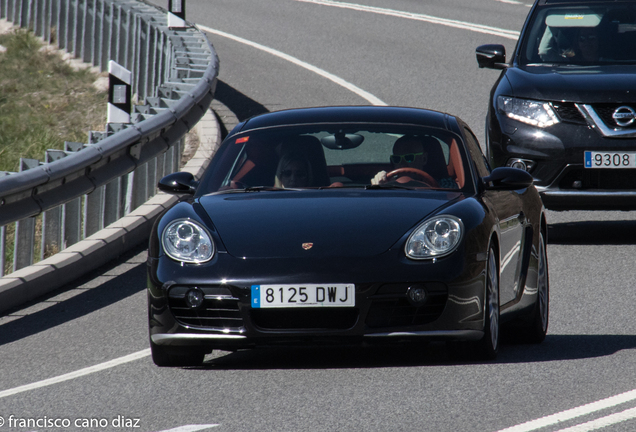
top-left (158, 172), bottom-right (198, 195)
top-left (483, 167), bottom-right (533, 190)
top-left (476, 44), bottom-right (507, 70)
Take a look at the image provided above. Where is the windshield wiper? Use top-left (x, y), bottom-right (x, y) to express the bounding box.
top-left (243, 186), bottom-right (301, 192)
top-left (214, 186), bottom-right (299, 194)
top-left (365, 184), bottom-right (415, 190)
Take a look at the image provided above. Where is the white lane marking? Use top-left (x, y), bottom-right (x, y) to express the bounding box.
top-left (0, 349), bottom-right (150, 399)
top-left (156, 425), bottom-right (219, 432)
top-left (294, 0), bottom-right (520, 39)
top-left (554, 407), bottom-right (636, 432)
top-left (197, 25), bottom-right (387, 106)
top-left (496, 388), bottom-right (636, 432)
top-left (496, 0), bottom-right (530, 5)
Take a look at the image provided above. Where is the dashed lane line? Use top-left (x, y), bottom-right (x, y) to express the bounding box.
top-left (0, 349), bottom-right (151, 399)
top-left (553, 406), bottom-right (636, 431)
top-left (496, 388), bottom-right (636, 432)
top-left (496, 0), bottom-right (531, 6)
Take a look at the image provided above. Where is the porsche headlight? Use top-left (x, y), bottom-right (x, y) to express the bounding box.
top-left (497, 96), bottom-right (559, 128)
top-left (406, 216), bottom-right (463, 260)
top-left (162, 219), bottom-right (214, 263)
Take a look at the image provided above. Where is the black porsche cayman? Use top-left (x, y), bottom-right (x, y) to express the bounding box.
top-left (147, 106), bottom-right (549, 366)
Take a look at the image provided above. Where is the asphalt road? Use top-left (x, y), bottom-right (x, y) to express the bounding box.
top-left (2, 1), bottom-right (636, 431)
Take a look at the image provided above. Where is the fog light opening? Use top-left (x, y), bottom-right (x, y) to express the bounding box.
top-left (506, 158), bottom-right (535, 172)
top-left (185, 288), bottom-right (205, 308)
top-left (407, 285), bottom-right (427, 306)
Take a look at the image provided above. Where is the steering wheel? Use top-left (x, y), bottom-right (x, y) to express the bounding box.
top-left (386, 167), bottom-right (439, 187)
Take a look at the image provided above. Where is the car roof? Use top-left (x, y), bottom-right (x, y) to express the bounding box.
top-left (232, 106), bottom-right (457, 135)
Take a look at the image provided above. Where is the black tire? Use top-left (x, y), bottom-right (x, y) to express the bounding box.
top-left (445, 246), bottom-right (500, 362)
top-left (521, 231), bottom-right (550, 343)
top-left (150, 340), bottom-right (205, 367)
top-left (476, 246), bottom-right (500, 360)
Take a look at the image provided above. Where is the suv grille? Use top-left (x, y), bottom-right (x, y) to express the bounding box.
top-left (168, 286), bottom-right (243, 329)
top-left (592, 104), bottom-right (636, 130)
top-left (365, 283), bottom-right (447, 328)
top-left (552, 102), bottom-right (586, 124)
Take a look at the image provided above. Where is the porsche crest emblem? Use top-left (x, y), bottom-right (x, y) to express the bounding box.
top-left (302, 243), bottom-right (313, 250)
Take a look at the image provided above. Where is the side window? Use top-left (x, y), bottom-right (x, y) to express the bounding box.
top-left (463, 128), bottom-right (491, 177)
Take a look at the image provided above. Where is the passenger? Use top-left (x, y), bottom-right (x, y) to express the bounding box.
top-left (371, 135), bottom-right (458, 189)
top-left (538, 27), bottom-right (576, 61)
top-left (274, 152), bottom-right (313, 188)
top-left (539, 26), bottom-right (601, 63)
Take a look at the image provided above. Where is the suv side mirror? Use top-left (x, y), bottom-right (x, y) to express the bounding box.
top-left (483, 167), bottom-right (533, 190)
top-left (158, 172), bottom-right (198, 195)
top-left (476, 44), bottom-right (507, 69)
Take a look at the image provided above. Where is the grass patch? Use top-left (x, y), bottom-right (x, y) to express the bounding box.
top-left (0, 28), bottom-right (107, 172)
top-left (1, 27), bottom-right (107, 274)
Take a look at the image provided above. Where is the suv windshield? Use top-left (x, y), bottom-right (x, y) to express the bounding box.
top-left (520, 3), bottom-right (636, 66)
top-left (199, 124), bottom-right (469, 194)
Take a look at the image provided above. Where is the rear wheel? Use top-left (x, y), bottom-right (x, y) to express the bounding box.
top-left (150, 340), bottom-right (205, 367)
top-left (476, 246), bottom-right (500, 360)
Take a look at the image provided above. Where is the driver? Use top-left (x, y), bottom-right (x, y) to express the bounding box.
top-left (371, 135), bottom-right (458, 188)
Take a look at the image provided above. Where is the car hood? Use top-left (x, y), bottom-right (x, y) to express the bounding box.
top-left (506, 65), bottom-right (636, 103)
top-left (198, 190), bottom-right (462, 259)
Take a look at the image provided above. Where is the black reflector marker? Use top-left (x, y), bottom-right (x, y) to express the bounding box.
top-left (168, 0), bottom-right (187, 29)
top-left (107, 61), bottom-right (131, 124)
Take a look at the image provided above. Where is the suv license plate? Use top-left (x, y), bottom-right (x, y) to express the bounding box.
top-left (251, 284), bottom-right (355, 308)
top-left (585, 151), bottom-right (636, 168)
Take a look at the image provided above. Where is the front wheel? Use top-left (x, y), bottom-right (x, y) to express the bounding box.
top-left (448, 246), bottom-right (500, 362)
top-left (476, 246), bottom-right (500, 360)
top-left (520, 231), bottom-right (550, 343)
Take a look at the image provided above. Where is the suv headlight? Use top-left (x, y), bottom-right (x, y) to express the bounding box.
top-left (405, 216), bottom-right (463, 260)
top-left (162, 219), bottom-right (215, 263)
top-left (497, 96), bottom-right (559, 128)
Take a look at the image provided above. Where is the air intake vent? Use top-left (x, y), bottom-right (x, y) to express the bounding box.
top-left (168, 286), bottom-right (243, 329)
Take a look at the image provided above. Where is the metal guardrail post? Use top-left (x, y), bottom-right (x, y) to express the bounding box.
top-left (14, 218), bottom-right (35, 271)
top-left (84, 185), bottom-right (104, 237)
top-left (103, 177), bottom-right (121, 226)
top-left (13, 159), bottom-right (40, 272)
top-left (41, 149), bottom-right (67, 259)
top-left (63, 197), bottom-right (82, 248)
top-left (42, 206), bottom-right (62, 260)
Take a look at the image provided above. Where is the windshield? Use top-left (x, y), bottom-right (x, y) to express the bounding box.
top-left (520, 3), bottom-right (636, 66)
top-left (198, 124), bottom-right (470, 194)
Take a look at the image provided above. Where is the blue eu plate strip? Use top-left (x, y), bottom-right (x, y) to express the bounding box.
top-left (584, 151), bottom-right (592, 168)
top-left (251, 285), bottom-right (260, 308)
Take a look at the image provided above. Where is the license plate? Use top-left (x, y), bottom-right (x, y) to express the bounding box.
top-left (584, 151), bottom-right (636, 168)
top-left (251, 284), bottom-right (355, 308)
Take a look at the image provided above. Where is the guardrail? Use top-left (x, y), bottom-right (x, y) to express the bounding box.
top-left (0, 0), bottom-right (219, 310)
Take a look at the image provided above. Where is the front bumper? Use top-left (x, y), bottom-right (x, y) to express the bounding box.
top-left (538, 186), bottom-right (636, 211)
top-left (490, 113), bottom-right (636, 210)
top-left (147, 249), bottom-right (488, 350)
top-left (150, 330), bottom-right (485, 347)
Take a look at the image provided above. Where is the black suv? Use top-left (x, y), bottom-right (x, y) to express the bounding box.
top-left (477, 0), bottom-right (636, 210)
